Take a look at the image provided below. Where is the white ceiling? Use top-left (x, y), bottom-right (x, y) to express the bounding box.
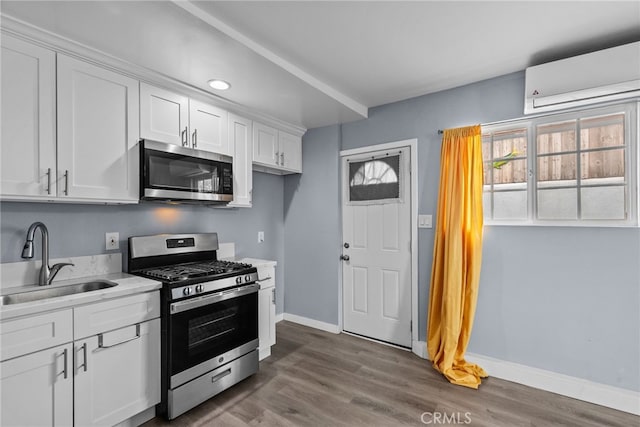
top-left (2, 1), bottom-right (640, 130)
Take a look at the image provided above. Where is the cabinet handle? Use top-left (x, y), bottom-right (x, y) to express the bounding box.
top-left (255, 277), bottom-right (272, 283)
top-left (272, 287), bottom-right (276, 304)
top-left (275, 151), bottom-right (280, 166)
top-left (78, 343), bottom-right (88, 372)
top-left (63, 170), bottom-right (69, 195)
top-left (59, 348), bottom-right (68, 379)
top-left (281, 152), bottom-right (285, 166)
top-left (211, 369), bottom-right (232, 383)
top-left (98, 324), bottom-right (141, 348)
top-left (192, 129), bottom-right (198, 148)
top-left (181, 127), bottom-right (188, 147)
top-left (46, 168), bottom-right (51, 195)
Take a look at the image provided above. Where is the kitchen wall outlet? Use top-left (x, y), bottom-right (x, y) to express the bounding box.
top-left (258, 231), bottom-right (265, 243)
top-left (105, 232), bottom-right (119, 250)
top-left (418, 214), bottom-right (433, 228)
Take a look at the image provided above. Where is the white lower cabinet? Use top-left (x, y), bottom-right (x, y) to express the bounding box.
top-left (1, 343), bottom-right (73, 427)
top-left (257, 263), bottom-right (277, 360)
top-left (74, 319), bottom-right (160, 427)
top-left (0, 291), bottom-right (160, 427)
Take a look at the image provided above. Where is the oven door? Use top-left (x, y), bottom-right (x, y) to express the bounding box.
top-left (141, 139), bottom-right (233, 203)
top-left (168, 283), bottom-right (258, 388)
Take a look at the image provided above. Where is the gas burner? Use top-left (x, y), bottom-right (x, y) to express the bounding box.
top-left (140, 260), bottom-right (253, 283)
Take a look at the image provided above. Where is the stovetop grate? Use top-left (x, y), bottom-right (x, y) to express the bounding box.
top-left (140, 260), bottom-right (253, 282)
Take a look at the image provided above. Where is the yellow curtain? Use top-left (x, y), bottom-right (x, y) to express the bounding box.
top-left (427, 125), bottom-right (487, 389)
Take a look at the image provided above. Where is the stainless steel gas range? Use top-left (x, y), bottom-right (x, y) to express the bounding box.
top-left (128, 233), bottom-right (259, 420)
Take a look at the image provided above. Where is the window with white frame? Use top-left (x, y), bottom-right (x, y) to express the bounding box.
top-left (482, 102), bottom-right (637, 225)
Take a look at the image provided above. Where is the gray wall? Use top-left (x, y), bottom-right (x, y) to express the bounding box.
top-left (283, 125), bottom-right (341, 324)
top-left (0, 172), bottom-right (286, 314)
top-left (284, 71), bottom-right (640, 392)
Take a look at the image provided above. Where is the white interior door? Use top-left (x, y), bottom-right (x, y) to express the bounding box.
top-left (342, 147), bottom-right (412, 347)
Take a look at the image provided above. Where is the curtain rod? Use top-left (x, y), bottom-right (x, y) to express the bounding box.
top-left (438, 116), bottom-right (532, 135)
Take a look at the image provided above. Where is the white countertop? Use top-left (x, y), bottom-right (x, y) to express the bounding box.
top-left (0, 272), bottom-right (161, 321)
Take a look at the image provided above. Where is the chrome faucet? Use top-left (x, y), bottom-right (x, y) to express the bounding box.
top-left (21, 222), bottom-right (74, 286)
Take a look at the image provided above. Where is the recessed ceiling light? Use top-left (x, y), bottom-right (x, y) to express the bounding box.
top-left (208, 79), bottom-right (231, 90)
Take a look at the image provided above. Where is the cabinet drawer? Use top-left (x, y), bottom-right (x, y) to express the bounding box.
top-left (256, 265), bottom-right (275, 289)
top-left (0, 309), bottom-right (73, 361)
top-left (74, 291), bottom-right (160, 339)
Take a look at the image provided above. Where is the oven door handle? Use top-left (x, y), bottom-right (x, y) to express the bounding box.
top-left (170, 283), bottom-right (259, 314)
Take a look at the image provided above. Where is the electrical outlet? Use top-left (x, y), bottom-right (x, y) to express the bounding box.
top-left (258, 231), bottom-right (265, 243)
top-left (105, 232), bottom-right (119, 250)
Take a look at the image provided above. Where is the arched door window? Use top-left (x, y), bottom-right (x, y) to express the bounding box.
top-left (348, 154), bottom-right (401, 203)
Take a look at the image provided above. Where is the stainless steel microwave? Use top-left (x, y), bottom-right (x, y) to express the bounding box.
top-left (140, 140), bottom-right (233, 204)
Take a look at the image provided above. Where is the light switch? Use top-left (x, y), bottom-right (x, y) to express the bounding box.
top-left (418, 214), bottom-right (432, 228)
top-left (258, 231), bottom-right (265, 243)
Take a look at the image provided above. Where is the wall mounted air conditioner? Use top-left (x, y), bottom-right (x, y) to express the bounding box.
top-left (524, 41), bottom-right (640, 114)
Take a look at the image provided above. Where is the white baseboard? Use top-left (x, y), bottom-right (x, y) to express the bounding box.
top-left (282, 313), bottom-right (340, 334)
top-left (465, 352), bottom-right (640, 416)
top-left (410, 342), bottom-right (638, 415)
top-left (412, 340), bottom-right (428, 359)
top-left (275, 313), bottom-right (284, 323)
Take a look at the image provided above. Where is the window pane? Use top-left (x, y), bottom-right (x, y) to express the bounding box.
top-left (483, 161), bottom-right (493, 185)
top-left (537, 154), bottom-right (577, 183)
top-left (483, 192), bottom-right (491, 220)
top-left (493, 132), bottom-right (527, 159)
top-left (494, 191), bottom-right (527, 219)
top-left (482, 136), bottom-right (492, 162)
top-left (537, 121), bottom-right (576, 154)
top-left (580, 148), bottom-right (625, 182)
top-left (493, 158), bottom-right (527, 184)
top-left (581, 186), bottom-right (626, 220)
top-left (349, 155), bottom-right (400, 202)
top-left (537, 188), bottom-right (577, 219)
top-left (580, 113), bottom-right (624, 150)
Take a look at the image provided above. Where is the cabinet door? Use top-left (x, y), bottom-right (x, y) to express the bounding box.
top-left (57, 54), bottom-right (139, 202)
top-left (228, 113), bottom-right (252, 207)
top-left (1, 35), bottom-right (56, 198)
top-left (258, 283), bottom-right (276, 360)
top-left (189, 99), bottom-right (229, 154)
top-left (0, 343), bottom-right (73, 427)
top-left (279, 131), bottom-right (303, 172)
top-left (253, 122), bottom-right (279, 167)
top-left (140, 83), bottom-right (189, 146)
top-left (74, 318), bottom-right (161, 427)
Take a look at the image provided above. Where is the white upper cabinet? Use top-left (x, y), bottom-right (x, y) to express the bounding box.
top-left (253, 122), bottom-right (302, 174)
top-left (57, 54), bottom-right (139, 202)
top-left (252, 121), bottom-right (279, 166)
top-left (189, 99), bottom-right (229, 154)
top-left (140, 83), bottom-right (188, 146)
top-left (228, 113), bottom-right (253, 208)
top-left (140, 83), bottom-right (230, 156)
top-left (278, 131), bottom-right (302, 172)
top-left (1, 34), bottom-right (56, 198)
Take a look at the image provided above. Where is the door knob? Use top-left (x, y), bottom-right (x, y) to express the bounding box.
top-left (343, 243), bottom-right (350, 248)
top-left (340, 254), bottom-right (350, 261)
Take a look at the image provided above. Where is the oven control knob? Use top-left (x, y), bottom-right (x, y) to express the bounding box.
top-left (245, 275), bottom-right (251, 282)
top-left (195, 285), bottom-right (204, 293)
top-left (183, 287), bottom-right (192, 296)
top-left (235, 276), bottom-right (242, 284)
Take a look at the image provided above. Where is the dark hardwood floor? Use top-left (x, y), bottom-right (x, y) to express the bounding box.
top-left (143, 321), bottom-right (639, 427)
